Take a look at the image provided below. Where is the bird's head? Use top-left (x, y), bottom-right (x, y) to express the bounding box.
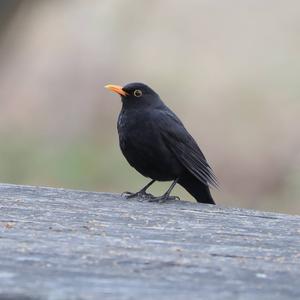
top-left (105, 82), bottom-right (162, 108)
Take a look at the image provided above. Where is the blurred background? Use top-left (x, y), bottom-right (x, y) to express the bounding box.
top-left (0, 0), bottom-right (299, 214)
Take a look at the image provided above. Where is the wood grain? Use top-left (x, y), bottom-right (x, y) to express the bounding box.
top-left (0, 183), bottom-right (299, 300)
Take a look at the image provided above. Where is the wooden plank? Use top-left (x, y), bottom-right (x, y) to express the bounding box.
top-left (0, 183), bottom-right (299, 300)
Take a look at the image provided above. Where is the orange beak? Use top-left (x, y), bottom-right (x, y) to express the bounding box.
top-left (105, 84), bottom-right (128, 96)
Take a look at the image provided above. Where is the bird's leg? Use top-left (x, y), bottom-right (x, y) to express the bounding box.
top-left (122, 179), bottom-right (156, 199)
top-left (149, 178), bottom-right (180, 203)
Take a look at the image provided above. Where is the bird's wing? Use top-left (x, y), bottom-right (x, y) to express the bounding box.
top-left (157, 108), bottom-right (218, 188)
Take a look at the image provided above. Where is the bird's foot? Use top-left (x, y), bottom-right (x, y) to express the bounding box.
top-left (122, 191), bottom-right (155, 200)
top-left (148, 195), bottom-right (180, 203)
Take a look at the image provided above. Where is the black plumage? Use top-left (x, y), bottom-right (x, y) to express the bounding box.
top-left (105, 82), bottom-right (217, 204)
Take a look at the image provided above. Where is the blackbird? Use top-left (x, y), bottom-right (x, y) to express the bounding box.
top-left (105, 82), bottom-right (217, 204)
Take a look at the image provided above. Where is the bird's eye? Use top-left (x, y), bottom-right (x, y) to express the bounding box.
top-left (133, 89), bottom-right (142, 97)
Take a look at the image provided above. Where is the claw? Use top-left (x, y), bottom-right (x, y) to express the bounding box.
top-left (122, 191), bottom-right (155, 199)
top-left (148, 195), bottom-right (180, 203)
top-left (121, 191), bottom-right (134, 198)
top-left (126, 192), bottom-right (139, 199)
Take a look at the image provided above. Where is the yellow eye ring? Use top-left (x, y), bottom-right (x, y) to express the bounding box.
top-left (133, 89), bottom-right (142, 97)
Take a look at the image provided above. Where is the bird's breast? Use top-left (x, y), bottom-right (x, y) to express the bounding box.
top-left (117, 110), bottom-right (182, 180)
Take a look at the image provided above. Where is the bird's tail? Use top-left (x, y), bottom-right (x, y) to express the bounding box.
top-left (178, 174), bottom-right (215, 204)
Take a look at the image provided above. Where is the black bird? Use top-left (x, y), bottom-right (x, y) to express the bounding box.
top-left (105, 82), bottom-right (218, 204)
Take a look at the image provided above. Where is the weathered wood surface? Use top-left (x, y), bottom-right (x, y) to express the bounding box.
top-left (0, 183), bottom-right (299, 300)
